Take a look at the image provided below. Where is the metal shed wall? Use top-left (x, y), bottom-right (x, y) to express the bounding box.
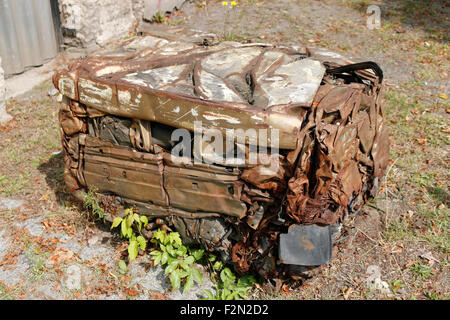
top-left (0, 0), bottom-right (58, 76)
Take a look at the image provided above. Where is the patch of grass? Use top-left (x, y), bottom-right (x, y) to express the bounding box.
top-left (409, 262), bottom-right (432, 280)
top-left (0, 173), bottom-right (30, 197)
top-left (417, 204), bottom-right (449, 254)
top-left (389, 279), bottom-right (404, 295)
top-left (381, 83), bottom-right (449, 257)
top-left (414, 67), bottom-right (439, 81)
top-left (410, 170), bottom-right (438, 189)
top-left (383, 218), bottom-right (415, 242)
top-left (151, 11), bottom-right (167, 24)
top-left (0, 281), bottom-right (25, 300)
top-left (0, 283), bottom-right (6, 299)
top-left (384, 88), bottom-right (417, 119)
top-left (221, 31), bottom-right (247, 42)
top-left (423, 290), bottom-right (447, 300)
top-left (84, 188), bottom-right (105, 220)
top-left (26, 246), bottom-right (48, 281)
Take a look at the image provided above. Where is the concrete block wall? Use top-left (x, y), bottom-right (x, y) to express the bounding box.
top-left (58, 0), bottom-right (137, 48)
top-left (58, 0), bottom-right (185, 48)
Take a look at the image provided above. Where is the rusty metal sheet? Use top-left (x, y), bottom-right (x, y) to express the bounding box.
top-left (53, 35), bottom-right (324, 150)
top-left (164, 166), bottom-right (247, 218)
top-left (279, 224), bottom-right (332, 266)
top-left (83, 136), bottom-right (167, 206)
top-left (55, 29), bottom-right (389, 276)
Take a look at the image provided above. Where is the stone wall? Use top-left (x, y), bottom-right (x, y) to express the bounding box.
top-left (58, 0), bottom-right (138, 48)
top-left (58, 0), bottom-right (185, 48)
top-left (0, 57), bottom-right (12, 124)
top-left (132, 0), bottom-right (146, 23)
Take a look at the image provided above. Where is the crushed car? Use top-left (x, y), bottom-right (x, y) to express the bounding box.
top-left (53, 28), bottom-right (389, 279)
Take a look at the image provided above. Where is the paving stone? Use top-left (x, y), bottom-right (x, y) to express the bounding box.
top-left (46, 232), bottom-right (73, 241)
top-left (126, 255), bottom-right (216, 300)
top-left (129, 261), bottom-right (168, 294)
top-left (0, 198), bottom-right (24, 210)
top-left (35, 283), bottom-right (62, 300)
top-left (78, 244), bottom-right (115, 266)
top-left (0, 230), bottom-right (9, 260)
top-left (13, 217), bottom-right (44, 237)
top-left (0, 254), bottom-right (32, 286)
top-left (59, 240), bottom-right (82, 253)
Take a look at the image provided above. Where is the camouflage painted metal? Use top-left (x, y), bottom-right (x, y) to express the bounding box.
top-left (54, 28), bottom-right (389, 278)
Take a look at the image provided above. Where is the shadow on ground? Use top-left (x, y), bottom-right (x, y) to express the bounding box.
top-left (37, 152), bottom-right (72, 205)
top-left (427, 186), bottom-right (450, 206)
top-left (36, 151), bottom-right (128, 236)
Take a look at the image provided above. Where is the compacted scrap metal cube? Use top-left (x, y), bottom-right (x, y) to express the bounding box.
top-left (53, 30), bottom-right (389, 278)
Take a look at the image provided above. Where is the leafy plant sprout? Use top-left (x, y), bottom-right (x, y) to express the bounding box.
top-left (84, 187), bottom-right (105, 220)
top-left (150, 229), bottom-right (204, 293)
top-left (110, 208), bottom-right (148, 261)
top-left (107, 207), bottom-right (257, 298)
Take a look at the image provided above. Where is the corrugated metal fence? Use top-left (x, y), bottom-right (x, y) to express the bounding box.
top-left (0, 0), bottom-right (59, 76)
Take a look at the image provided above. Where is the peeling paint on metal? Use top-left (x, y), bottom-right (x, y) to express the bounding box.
top-left (203, 112), bottom-right (241, 124)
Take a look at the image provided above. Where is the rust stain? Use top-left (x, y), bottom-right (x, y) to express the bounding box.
top-left (300, 236), bottom-right (315, 250)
